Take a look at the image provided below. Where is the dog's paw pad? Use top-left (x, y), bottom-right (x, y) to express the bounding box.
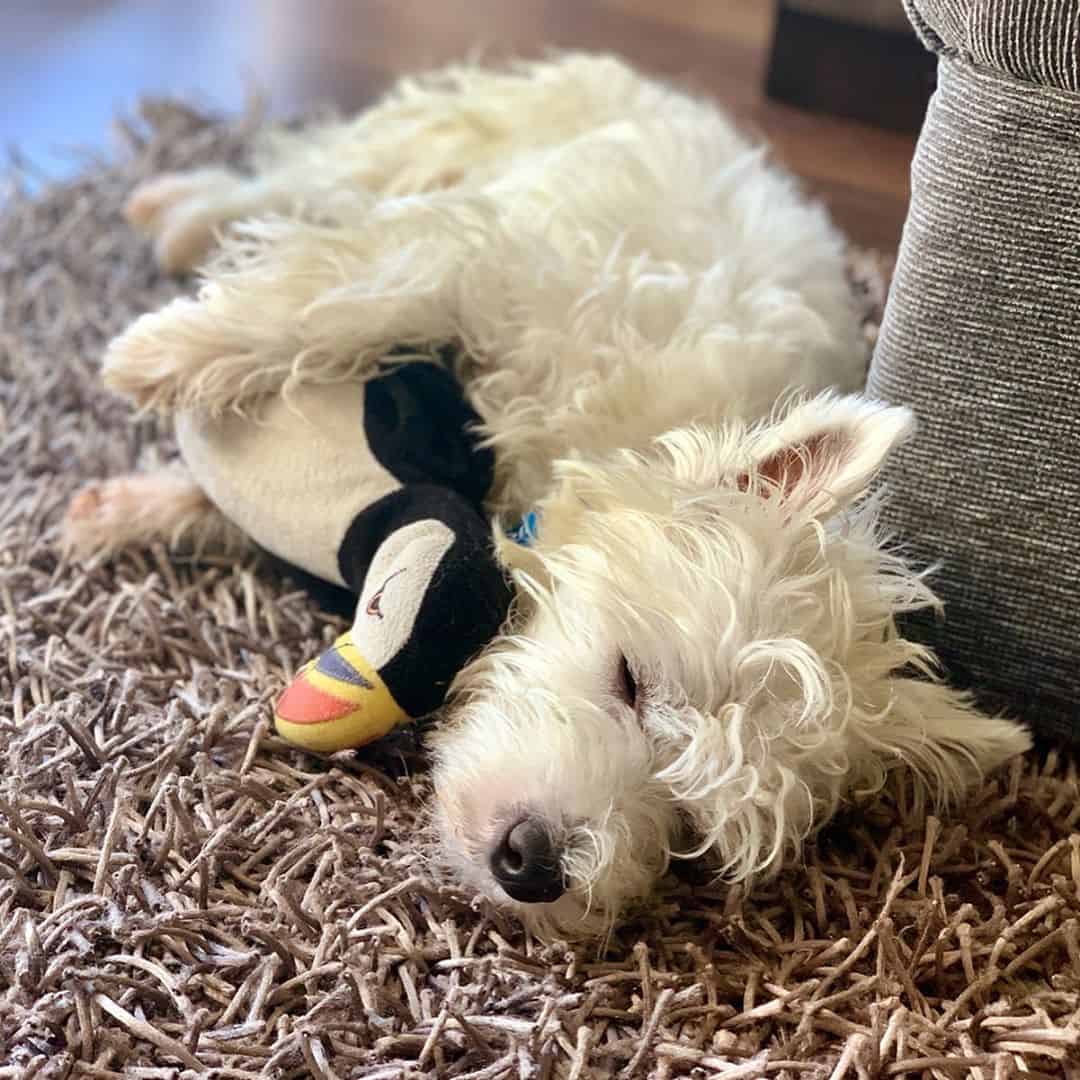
top-left (152, 216), bottom-right (221, 276)
top-left (63, 481), bottom-right (131, 556)
top-left (66, 484), bottom-right (103, 521)
top-left (125, 169), bottom-right (232, 227)
top-left (125, 169), bottom-right (245, 273)
top-left (125, 174), bottom-right (189, 229)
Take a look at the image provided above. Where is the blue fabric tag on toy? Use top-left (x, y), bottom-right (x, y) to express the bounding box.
top-left (508, 511), bottom-right (539, 547)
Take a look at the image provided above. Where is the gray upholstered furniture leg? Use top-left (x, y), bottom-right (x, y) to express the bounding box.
top-left (868, 0), bottom-right (1080, 739)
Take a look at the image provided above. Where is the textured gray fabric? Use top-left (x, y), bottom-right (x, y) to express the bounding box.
top-left (787, 0), bottom-right (910, 32)
top-left (868, 50), bottom-right (1080, 739)
top-left (906, 0), bottom-right (1080, 91)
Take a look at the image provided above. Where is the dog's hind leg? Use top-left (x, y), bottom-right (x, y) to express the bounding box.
top-left (63, 469), bottom-right (248, 559)
top-left (127, 55), bottom-right (637, 275)
top-left (123, 167), bottom-right (305, 276)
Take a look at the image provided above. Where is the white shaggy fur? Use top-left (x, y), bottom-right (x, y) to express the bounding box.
top-left (69, 53), bottom-right (1031, 938)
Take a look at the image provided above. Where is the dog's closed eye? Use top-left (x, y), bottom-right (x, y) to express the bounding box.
top-left (616, 652), bottom-right (639, 710)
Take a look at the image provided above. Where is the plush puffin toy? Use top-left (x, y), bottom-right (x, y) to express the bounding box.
top-left (176, 355), bottom-right (513, 752)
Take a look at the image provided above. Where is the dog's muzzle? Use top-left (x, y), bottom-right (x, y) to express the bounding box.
top-left (489, 816), bottom-right (565, 903)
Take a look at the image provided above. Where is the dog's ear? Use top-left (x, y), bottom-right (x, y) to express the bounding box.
top-left (869, 678), bottom-right (1031, 806)
top-left (739, 394), bottom-right (914, 516)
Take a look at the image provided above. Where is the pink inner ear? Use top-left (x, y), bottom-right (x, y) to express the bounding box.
top-left (736, 431), bottom-right (842, 500)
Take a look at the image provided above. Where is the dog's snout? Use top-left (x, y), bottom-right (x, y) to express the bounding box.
top-left (489, 817), bottom-right (565, 903)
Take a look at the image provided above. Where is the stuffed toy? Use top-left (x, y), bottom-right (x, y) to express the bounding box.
top-left (175, 353), bottom-right (513, 752)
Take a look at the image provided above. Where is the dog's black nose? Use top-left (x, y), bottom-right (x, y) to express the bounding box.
top-left (489, 817), bottom-right (565, 903)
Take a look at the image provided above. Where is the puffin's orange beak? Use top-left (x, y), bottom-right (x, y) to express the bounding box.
top-left (274, 633), bottom-right (409, 752)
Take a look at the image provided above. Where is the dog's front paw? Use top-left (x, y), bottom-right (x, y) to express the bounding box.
top-left (125, 168), bottom-right (249, 274)
top-left (102, 297), bottom-right (225, 412)
top-left (102, 303), bottom-right (185, 412)
top-left (63, 478), bottom-right (141, 556)
top-left (64, 473), bottom-right (211, 557)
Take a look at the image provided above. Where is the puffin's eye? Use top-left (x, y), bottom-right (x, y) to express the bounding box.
top-left (616, 652), bottom-right (638, 709)
top-left (365, 567), bottom-right (406, 619)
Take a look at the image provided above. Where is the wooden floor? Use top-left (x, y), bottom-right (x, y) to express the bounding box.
top-left (2, 0), bottom-right (918, 250)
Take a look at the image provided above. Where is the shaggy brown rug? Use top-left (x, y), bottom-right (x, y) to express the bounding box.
top-left (1, 103), bottom-right (1078, 1080)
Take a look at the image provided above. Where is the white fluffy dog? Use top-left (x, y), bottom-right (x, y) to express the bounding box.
top-left (66, 54), bottom-right (1030, 937)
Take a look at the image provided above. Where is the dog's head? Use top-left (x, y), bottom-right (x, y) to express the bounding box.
top-left (428, 393), bottom-right (1030, 937)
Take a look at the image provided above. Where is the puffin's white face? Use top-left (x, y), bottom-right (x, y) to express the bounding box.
top-left (350, 518), bottom-right (455, 667)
